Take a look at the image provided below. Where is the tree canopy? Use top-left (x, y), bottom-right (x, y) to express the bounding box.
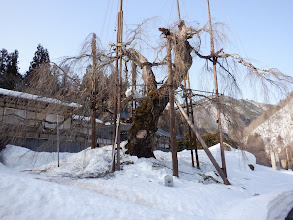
top-left (23, 44), bottom-right (50, 88)
top-left (0, 48), bottom-right (22, 90)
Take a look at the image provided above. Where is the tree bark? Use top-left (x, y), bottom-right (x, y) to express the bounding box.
top-left (126, 21), bottom-right (193, 158)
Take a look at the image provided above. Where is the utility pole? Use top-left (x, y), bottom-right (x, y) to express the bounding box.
top-left (206, 0), bottom-right (227, 177)
top-left (116, 0), bottom-right (123, 171)
top-left (112, 0), bottom-right (123, 171)
top-left (167, 34), bottom-right (179, 177)
top-left (91, 33), bottom-right (97, 149)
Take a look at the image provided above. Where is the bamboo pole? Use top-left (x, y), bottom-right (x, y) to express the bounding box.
top-left (175, 98), bottom-right (230, 185)
top-left (206, 0), bottom-right (227, 177)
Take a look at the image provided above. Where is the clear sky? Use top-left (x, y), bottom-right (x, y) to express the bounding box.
top-left (1, 0), bottom-right (292, 103)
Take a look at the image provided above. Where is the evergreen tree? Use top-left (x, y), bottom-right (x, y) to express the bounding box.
top-left (23, 44), bottom-right (63, 97)
top-left (0, 48), bottom-right (22, 90)
top-left (0, 49), bottom-right (9, 75)
top-left (24, 44), bottom-right (50, 86)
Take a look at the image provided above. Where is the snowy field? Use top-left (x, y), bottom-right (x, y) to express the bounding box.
top-left (1, 143), bottom-right (293, 220)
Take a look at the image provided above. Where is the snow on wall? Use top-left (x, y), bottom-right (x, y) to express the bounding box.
top-left (0, 88), bottom-right (82, 108)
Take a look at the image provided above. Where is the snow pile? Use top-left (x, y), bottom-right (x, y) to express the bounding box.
top-left (1, 143), bottom-right (293, 219)
top-left (0, 142), bottom-right (133, 178)
top-left (35, 142), bottom-right (134, 178)
top-left (0, 145), bottom-right (72, 171)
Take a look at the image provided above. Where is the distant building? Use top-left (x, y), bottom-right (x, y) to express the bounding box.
top-left (0, 88), bottom-right (102, 152)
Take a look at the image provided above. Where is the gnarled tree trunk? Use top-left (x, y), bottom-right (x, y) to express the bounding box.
top-left (126, 21), bottom-right (193, 158)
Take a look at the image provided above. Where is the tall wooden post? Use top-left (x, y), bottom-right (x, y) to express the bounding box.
top-left (184, 78), bottom-right (195, 167)
top-left (167, 35), bottom-right (179, 177)
top-left (206, 0), bottom-right (227, 177)
top-left (57, 114), bottom-right (60, 167)
top-left (176, 0), bottom-right (181, 21)
top-left (131, 62), bottom-right (137, 119)
top-left (187, 74), bottom-right (200, 169)
top-left (91, 33), bottom-right (97, 149)
top-left (111, 46), bottom-right (118, 171)
top-left (117, 0), bottom-right (123, 170)
top-left (111, 0), bottom-right (123, 171)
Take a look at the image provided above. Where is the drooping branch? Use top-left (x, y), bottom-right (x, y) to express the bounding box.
top-left (219, 53), bottom-right (293, 84)
top-left (191, 42), bottom-right (293, 93)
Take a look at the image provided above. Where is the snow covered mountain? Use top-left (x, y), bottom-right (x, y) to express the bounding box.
top-left (245, 93), bottom-right (293, 153)
top-left (192, 96), bottom-right (271, 134)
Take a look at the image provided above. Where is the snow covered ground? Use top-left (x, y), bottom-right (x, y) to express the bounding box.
top-left (1, 143), bottom-right (293, 220)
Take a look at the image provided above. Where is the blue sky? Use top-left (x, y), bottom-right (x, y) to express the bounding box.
top-left (1, 0), bottom-right (292, 103)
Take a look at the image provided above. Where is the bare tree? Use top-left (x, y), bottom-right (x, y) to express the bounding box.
top-left (125, 21), bottom-right (192, 157)
top-left (123, 19), bottom-right (292, 158)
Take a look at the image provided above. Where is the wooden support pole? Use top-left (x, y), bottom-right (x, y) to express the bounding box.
top-left (206, 0), bottom-right (227, 177)
top-left (184, 78), bottom-right (195, 167)
top-left (175, 98), bottom-right (230, 185)
top-left (131, 62), bottom-right (137, 119)
top-left (91, 33), bottom-right (97, 149)
top-left (176, 0), bottom-right (181, 22)
top-left (57, 113), bottom-right (60, 167)
top-left (187, 74), bottom-right (200, 169)
top-left (167, 36), bottom-right (179, 177)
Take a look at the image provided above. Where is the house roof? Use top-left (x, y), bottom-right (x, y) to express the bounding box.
top-left (156, 128), bottom-right (184, 140)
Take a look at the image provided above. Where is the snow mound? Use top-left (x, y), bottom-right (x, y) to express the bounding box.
top-left (30, 141), bottom-right (134, 178)
top-left (1, 142), bottom-right (257, 182)
top-left (0, 145), bottom-right (72, 171)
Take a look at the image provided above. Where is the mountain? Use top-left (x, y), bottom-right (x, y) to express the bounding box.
top-left (192, 96), bottom-right (271, 135)
top-left (245, 93), bottom-right (293, 152)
